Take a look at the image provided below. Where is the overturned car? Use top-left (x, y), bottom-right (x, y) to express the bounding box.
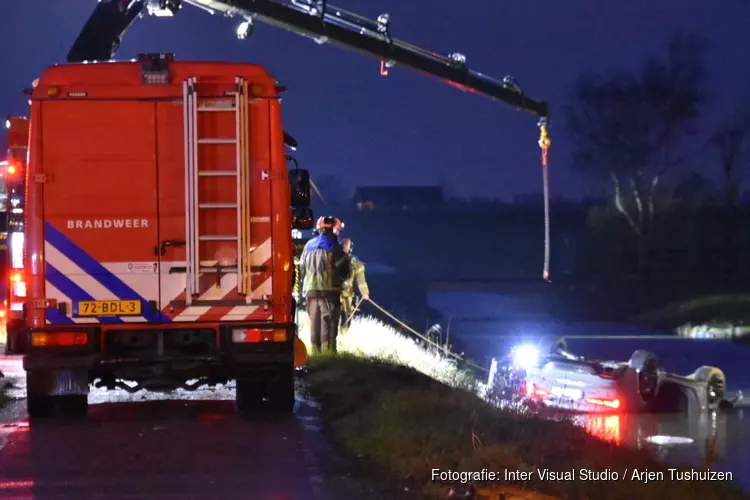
top-left (486, 336), bottom-right (739, 413)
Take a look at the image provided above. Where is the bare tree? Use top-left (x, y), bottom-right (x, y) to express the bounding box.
top-left (708, 101), bottom-right (750, 206)
top-left (564, 32), bottom-right (709, 273)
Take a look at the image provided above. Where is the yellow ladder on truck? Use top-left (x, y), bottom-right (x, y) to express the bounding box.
top-left (183, 76), bottom-right (252, 305)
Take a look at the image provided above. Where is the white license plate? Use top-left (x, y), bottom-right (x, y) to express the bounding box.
top-left (551, 387), bottom-right (583, 400)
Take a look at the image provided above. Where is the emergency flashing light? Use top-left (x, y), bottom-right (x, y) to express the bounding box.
top-left (7, 165), bottom-right (16, 175)
top-left (11, 272), bottom-right (22, 283)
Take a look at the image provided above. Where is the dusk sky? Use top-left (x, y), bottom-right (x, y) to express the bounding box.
top-left (1, 0), bottom-right (748, 201)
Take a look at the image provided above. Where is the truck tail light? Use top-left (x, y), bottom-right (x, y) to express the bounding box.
top-left (231, 328), bottom-right (287, 343)
top-left (31, 331), bottom-right (88, 347)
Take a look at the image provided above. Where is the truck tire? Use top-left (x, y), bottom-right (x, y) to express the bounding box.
top-left (692, 366), bottom-right (726, 410)
top-left (235, 378), bottom-right (263, 413)
top-left (4, 324), bottom-right (27, 355)
top-left (27, 395), bottom-right (56, 419)
top-left (26, 371), bottom-right (89, 419)
top-left (4, 330), bottom-right (23, 355)
top-left (269, 366), bottom-right (295, 412)
top-left (57, 395), bottom-right (89, 418)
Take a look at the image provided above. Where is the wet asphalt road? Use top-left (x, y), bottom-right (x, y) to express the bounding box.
top-left (0, 355), bottom-right (398, 500)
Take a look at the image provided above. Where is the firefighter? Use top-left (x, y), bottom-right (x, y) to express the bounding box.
top-left (340, 238), bottom-right (370, 333)
top-left (299, 216), bottom-right (350, 354)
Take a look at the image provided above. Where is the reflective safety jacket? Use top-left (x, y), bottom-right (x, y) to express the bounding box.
top-left (342, 255), bottom-right (369, 298)
top-left (299, 233), bottom-right (350, 298)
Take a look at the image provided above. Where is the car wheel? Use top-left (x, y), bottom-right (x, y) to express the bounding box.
top-left (537, 335), bottom-right (567, 355)
top-left (628, 349), bottom-right (660, 408)
top-left (692, 366), bottom-right (726, 410)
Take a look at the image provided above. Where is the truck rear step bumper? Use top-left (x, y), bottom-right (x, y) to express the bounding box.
top-left (23, 350), bottom-right (294, 372)
top-left (23, 321), bottom-right (295, 373)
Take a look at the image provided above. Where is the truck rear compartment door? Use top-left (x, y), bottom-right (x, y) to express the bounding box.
top-left (156, 78), bottom-right (274, 323)
top-left (41, 101), bottom-right (164, 325)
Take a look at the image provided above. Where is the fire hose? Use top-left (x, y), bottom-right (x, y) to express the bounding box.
top-left (362, 296), bottom-right (488, 374)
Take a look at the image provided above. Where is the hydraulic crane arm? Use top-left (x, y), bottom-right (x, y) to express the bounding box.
top-left (67, 0), bottom-right (549, 120)
top-left (68, 0), bottom-right (146, 64)
top-left (67, 0), bottom-right (553, 281)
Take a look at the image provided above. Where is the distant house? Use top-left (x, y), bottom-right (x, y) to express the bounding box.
top-left (353, 186), bottom-right (444, 211)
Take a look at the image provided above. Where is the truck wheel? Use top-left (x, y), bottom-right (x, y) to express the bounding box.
top-left (57, 395), bottom-right (89, 418)
top-left (27, 371), bottom-right (55, 419)
top-left (26, 371), bottom-right (88, 419)
top-left (269, 367), bottom-right (295, 412)
top-left (235, 379), bottom-right (263, 413)
top-left (4, 327), bottom-right (26, 355)
top-left (27, 395), bottom-right (56, 419)
top-left (4, 330), bottom-right (15, 354)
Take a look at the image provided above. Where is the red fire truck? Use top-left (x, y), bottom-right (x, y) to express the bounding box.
top-left (23, 57), bottom-right (314, 417)
top-left (21, 0), bottom-right (549, 419)
top-left (2, 116), bottom-right (29, 354)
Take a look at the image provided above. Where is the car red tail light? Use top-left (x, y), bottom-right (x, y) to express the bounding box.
top-left (585, 397), bottom-right (621, 409)
top-left (525, 382), bottom-right (548, 398)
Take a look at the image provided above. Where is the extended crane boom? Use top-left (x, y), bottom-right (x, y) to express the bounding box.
top-left (67, 0), bottom-right (553, 280)
top-left (68, 0), bottom-right (549, 120)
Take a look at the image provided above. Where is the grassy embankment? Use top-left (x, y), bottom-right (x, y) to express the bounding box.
top-left (632, 294), bottom-right (750, 338)
top-left (297, 313), bottom-right (748, 500)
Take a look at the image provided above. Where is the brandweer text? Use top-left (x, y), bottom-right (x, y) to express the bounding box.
top-left (66, 219), bottom-right (148, 229)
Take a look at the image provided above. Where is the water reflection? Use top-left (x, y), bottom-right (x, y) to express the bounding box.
top-left (581, 414), bottom-right (623, 446)
top-left (573, 407), bottom-right (750, 481)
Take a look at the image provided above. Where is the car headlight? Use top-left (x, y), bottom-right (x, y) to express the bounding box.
top-left (512, 344), bottom-right (539, 369)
